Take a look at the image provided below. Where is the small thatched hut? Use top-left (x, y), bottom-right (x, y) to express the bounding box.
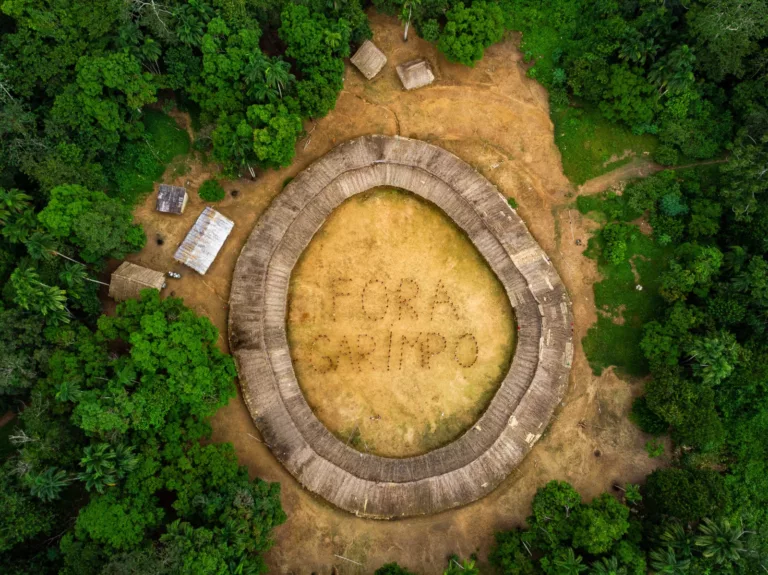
top-left (350, 40), bottom-right (387, 79)
top-left (396, 59), bottom-right (434, 90)
top-left (109, 262), bottom-right (165, 301)
top-left (174, 207), bottom-right (234, 274)
top-left (156, 184), bottom-right (188, 214)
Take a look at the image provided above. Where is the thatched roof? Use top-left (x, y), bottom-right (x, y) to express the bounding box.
top-left (156, 184), bottom-right (188, 214)
top-left (350, 40), bottom-right (387, 79)
top-left (229, 135), bottom-right (573, 519)
top-left (396, 59), bottom-right (434, 90)
top-left (109, 261), bottom-right (165, 301)
top-left (174, 207), bottom-right (234, 274)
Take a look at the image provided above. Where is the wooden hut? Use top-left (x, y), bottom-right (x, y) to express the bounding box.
top-left (350, 40), bottom-right (387, 80)
top-left (156, 184), bottom-right (188, 214)
top-left (109, 262), bottom-right (165, 301)
top-left (174, 207), bottom-right (234, 274)
top-left (396, 59), bottom-right (435, 90)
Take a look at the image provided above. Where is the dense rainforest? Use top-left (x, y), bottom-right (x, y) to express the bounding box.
top-left (0, 0), bottom-right (767, 573)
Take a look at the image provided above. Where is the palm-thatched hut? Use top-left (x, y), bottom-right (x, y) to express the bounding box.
top-left (156, 184), bottom-right (188, 214)
top-left (174, 207), bottom-right (234, 274)
top-left (109, 262), bottom-right (165, 301)
top-left (350, 40), bottom-right (387, 79)
top-left (396, 59), bottom-right (434, 90)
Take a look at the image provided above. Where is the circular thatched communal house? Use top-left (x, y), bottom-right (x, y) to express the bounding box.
top-left (229, 135), bottom-right (573, 518)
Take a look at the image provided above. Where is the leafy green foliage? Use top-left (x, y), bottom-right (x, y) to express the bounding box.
top-left (644, 468), bottom-right (728, 523)
top-left (38, 185), bottom-right (145, 263)
top-left (198, 179), bottom-right (226, 202)
top-left (279, 3), bottom-right (350, 118)
top-left (571, 494), bottom-right (630, 555)
top-left (437, 2), bottom-right (505, 66)
top-left (645, 439), bottom-right (664, 458)
top-left (0, 462), bottom-right (54, 553)
top-left (1, 292), bottom-right (284, 572)
top-left (107, 110), bottom-right (190, 206)
top-left (629, 396), bottom-right (668, 436)
top-left (375, 562), bottom-right (419, 575)
top-left (490, 481), bottom-right (643, 575)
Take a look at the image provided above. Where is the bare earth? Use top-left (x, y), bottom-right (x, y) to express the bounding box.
top-left (287, 188), bottom-right (515, 457)
top-left (124, 11), bottom-right (667, 574)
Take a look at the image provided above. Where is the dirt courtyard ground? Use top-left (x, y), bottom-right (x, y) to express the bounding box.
top-left (125, 12), bottom-right (666, 574)
top-left (288, 188), bottom-right (515, 457)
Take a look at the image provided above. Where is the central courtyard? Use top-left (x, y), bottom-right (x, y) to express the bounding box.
top-left (287, 188), bottom-right (516, 457)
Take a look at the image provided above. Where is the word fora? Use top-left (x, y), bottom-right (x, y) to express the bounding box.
top-left (329, 276), bottom-right (462, 323)
top-left (306, 331), bottom-right (479, 373)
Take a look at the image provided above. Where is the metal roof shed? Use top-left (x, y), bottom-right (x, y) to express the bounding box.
top-left (156, 184), bottom-right (188, 214)
top-left (174, 207), bottom-right (234, 275)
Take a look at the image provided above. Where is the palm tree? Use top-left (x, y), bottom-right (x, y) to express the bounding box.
top-left (400, 0), bottom-right (422, 42)
top-left (554, 548), bottom-right (588, 575)
top-left (36, 284), bottom-right (70, 324)
top-left (140, 38), bottom-right (162, 75)
top-left (112, 444), bottom-right (139, 479)
top-left (177, 16), bottom-right (204, 46)
top-left (590, 556), bottom-right (626, 575)
top-left (649, 547), bottom-right (691, 575)
top-left (648, 45), bottom-right (695, 97)
top-left (59, 262), bottom-right (88, 298)
top-left (660, 521), bottom-right (695, 558)
top-left (263, 59), bottom-right (294, 99)
top-left (26, 467), bottom-right (71, 502)
top-left (1, 208), bottom-right (36, 243)
top-left (695, 517), bottom-right (749, 566)
top-left (323, 29), bottom-right (342, 51)
top-left (24, 231), bottom-right (56, 261)
top-left (78, 443), bottom-right (117, 493)
top-left (10, 266), bottom-right (69, 323)
top-left (0, 188), bottom-right (32, 223)
top-left (55, 380), bottom-right (82, 403)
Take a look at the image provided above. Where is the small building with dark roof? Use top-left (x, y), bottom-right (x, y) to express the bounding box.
top-left (396, 59), bottom-right (435, 91)
top-left (156, 184), bottom-right (188, 214)
top-left (174, 207), bottom-right (234, 275)
top-left (350, 40), bottom-right (387, 80)
top-left (109, 262), bottom-right (166, 301)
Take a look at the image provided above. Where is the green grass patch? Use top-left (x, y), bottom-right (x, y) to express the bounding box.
top-left (517, 25), bottom-right (562, 86)
top-left (553, 104), bottom-right (658, 185)
top-left (580, 198), bottom-right (671, 378)
top-left (108, 109), bottom-right (191, 206)
top-left (576, 191), bottom-right (642, 223)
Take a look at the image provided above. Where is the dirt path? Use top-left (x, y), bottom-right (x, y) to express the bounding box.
top-left (0, 410), bottom-right (15, 428)
top-left (577, 156), bottom-right (730, 196)
top-left (128, 12), bottom-right (666, 574)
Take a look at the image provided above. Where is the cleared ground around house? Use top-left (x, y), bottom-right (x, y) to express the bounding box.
top-left (288, 188), bottom-right (516, 457)
top-left (125, 11), bottom-right (667, 574)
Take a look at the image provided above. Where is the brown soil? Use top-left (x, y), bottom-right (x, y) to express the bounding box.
top-left (126, 11), bottom-right (667, 574)
top-left (287, 188), bottom-right (515, 457)
top-left (0, 410), bottom-right (15, 428)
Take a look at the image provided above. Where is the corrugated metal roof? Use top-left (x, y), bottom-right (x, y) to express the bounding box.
top-left (156, 184), bottom-right (188, 214)
top-left (174, 207), bottom-right (234, 275)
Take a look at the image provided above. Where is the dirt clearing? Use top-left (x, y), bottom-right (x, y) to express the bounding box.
top-left (127, 11), bottom-right (666, 574)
